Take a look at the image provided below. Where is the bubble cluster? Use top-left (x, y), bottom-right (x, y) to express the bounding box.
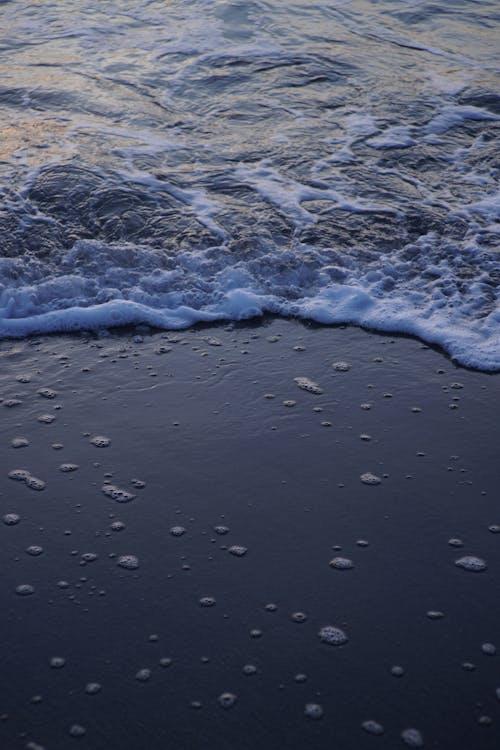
top-left (228, 545), bottom-right (247, 557)
top-left (38, 388), bottom-right (57, 399)
top-left (332, 361), bottom-right (351, 372)
top-left (329, 557), bottom-right (354, 570)
top-left (318, 625), bottom-right (348, 646)
top-left (59, 463), bottom-right (79, 472)
top-left (117, 555), bottom-right (139, 570)
top-left (294, 377), bottom-right (323, 395)
top-left (360, 472), bottom-right (381, 485)
top-left (90, 435), bottom-right (111, 447)
top-left (102, 484), bottom-right (135, 503)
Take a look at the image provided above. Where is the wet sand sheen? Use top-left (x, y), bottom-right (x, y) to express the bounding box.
top-left (0, 318), bottom-right (499, 750)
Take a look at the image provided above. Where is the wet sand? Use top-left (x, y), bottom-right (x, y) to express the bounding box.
top-left (0, 318), bottom-right (499, 750)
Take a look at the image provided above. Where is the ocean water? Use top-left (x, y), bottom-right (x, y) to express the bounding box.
top-left (0, 0), bottom-right (499, 369)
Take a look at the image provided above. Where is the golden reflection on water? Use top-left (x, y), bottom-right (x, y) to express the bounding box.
top-left (0, 118), bottom-right (75, 166)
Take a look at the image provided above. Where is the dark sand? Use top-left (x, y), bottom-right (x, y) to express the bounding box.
top-left (0, 318), bottom-right (499, 750)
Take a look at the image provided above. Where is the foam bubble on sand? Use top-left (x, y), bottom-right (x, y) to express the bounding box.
top-left (304, 703), bottom-right (324, 719)
top-left (329, 557), bottom-right (354, 570)
top-left (401, 728), bottom-right (424, 747)
top-left (218, 692), bottom-right (237, 709)
top-left (102, 484), bottom-right (135, 503)
top-left (360, 472), bottom-right (381, 486)
top-left (318, 625), bottom-right (348, 646)
top-left (294, 377), bottom-right (323, 395)
top-left (117, 555), bottom-right (139, 570)
top-left (454, 555), bottom-right (487, 572)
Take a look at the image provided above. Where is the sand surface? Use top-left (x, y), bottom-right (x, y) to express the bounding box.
top-left (1, 319), bottom-right (499, 750)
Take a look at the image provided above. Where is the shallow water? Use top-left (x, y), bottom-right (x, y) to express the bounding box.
top-left (0, 0), bottom-right (499, 367)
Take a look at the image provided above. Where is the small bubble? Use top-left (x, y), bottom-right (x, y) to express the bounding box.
top-left (68, 724), bottom-right (86, 738)
top-left (283, 400), bottom-right (296, 407)
top-left (3, 513), bottom-right (20, 526)
top-left (52, 443), bottom-right (64, 450)
top-left (110, 521), bottom-right (125, 532)
top-left (329, 557), bottom-right (354, 570)
top-left (90, 436), bottom-right (111, 448)
top-left (117, 555), bottom-right (139, 570)
top-left (291, 612), bottom-right (307, 623)
top-left (81, 552), bottom-right (98, 563)
top-left (391, 665), bottom-right (405, 677)
top-left (426, 611), bottom-right (444, 620)
top-left (16, 584), bottom-right (34, 596)
top-left (26, 545), bottom-right (43, 556)
top-left (50, 657), bottom-right (66, 669)
top-left (135, 669), bottom-right (151, 682)
top-left (170, 526), bottom-right (186, 537)
top-left (59, 463), bottom-right (79, 473)
top-left (454, 556), bottom-right (487, 572)
top-left (360, 472), bottom-right (381, 486)
top-left (38, 388), bottom-right (57, 399)
top-left (159, 658), bottom-right (172, 668)
top-left (461, 662), bottom-right (475, 671)
top-left (37, 414), bottom-right (55, 424)
top-left (488, 525), bottom-right (500, 534)
top-left (26, 476), bottom-right (46, 491)
top-left (304, 703), bottom-right (323, 719)
top-left (448, 538), bottom-right (463, 547)
top-left (218, 692), bottom-right (237, 709)
top-left (214, 525), bottom-right (229, 535)
top-left (294, 673), bottom-right (307, 683)
top-left (199, 597), bottom-right (216, 607)
top-left (11, 437), bottom-right (29, 448)
top-left (481, 642), bottom-right (496, 655)
top-left (362, 720), bottom-right (384, 736)
top-left (228, 545), bottom-right (247, 557)
top-left (264, 603), bottom-right (277, 612)
top-left (478, 715), bottom-right (492, 726)
top-left (85, 682), bottom-right (101, 695)
top-left (318, 625), bottom-right (348, 646)
top-left (401, 728), bottom-right (424, 747)
top-left (332, 361), bottom-right (351, 372)
top-left (250, 629), bottom-right (263, 639)
top-left (243, 664), bottom-right (257, 675)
